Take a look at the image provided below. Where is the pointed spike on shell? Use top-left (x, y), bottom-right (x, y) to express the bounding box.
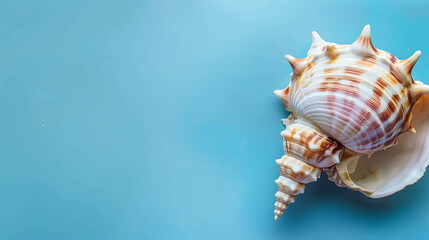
top-left (274, 89), bottom-right (283, 97)
top-left (274, 88), bottom-right (289, 99)
top-left (311, 31), bottom-right (326, 48)
top-left (274, 88), bottom-right (291, 110)
top-left (397, 51), bottom-right (421, 75)
top-left (351, 25), bottom-right (377, 56)
top-left (409, 125), bottom-right (416, 134)
top-left (285, 55), bottom-right (307, 75)
top-left (325, 43), bottom-right (339, 58)
top-left (410, 80), bottom-right (429, 102)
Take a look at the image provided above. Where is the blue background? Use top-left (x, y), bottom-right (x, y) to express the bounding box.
top-left (2, 0), bottom-right (429, 239)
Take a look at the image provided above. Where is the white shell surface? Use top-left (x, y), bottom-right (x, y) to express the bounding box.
top-left (325, 94), bottom-right (429, 198)
top-left (275, 176), bottom-right (305, 195)
top-left (276, 155), bottom-right (321, 184)
top-left (276, 25), bottom-right (429, 155)
top-left (286, 47), bottom-right (413, 154)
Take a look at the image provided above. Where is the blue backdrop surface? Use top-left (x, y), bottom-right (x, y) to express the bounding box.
top-left (2, 0), bottom-right (429, 239)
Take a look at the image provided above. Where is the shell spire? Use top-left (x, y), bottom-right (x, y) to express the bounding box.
top-left (397, 51), bottom-right (421, 76)
top-left (274, 116), bottom-right (343, 220)
top-left (351, 25), bottom-right (377, 56)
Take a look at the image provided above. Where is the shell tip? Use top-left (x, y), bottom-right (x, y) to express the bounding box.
top-left (363, 24), bottom-right (371, 34)
top-left (415, 50), bottom-right (422, 57)
top-left (274, 89), bottom-right (282, 97)
top-left (274, 89), bottom-right (289, 99)
top-left (351, 25), bottom-right (376, 56)
top-left (408, 50), bottom-right (421, 64)
top-left (274, 209), bottom-right (284, 220)
top-left (311, 31), bottom-right (319, 38)
top-left (398, 50), bottom-right (421, 74)
top-left (285, 55), bottom-right (306, 75)
top-left (311, 31), bottom-right (326, 48)
top-left (285, 54), bottom-right (294, 63)
top-left (358, 25), bottom-right (371, 40)
top-left (275, 88), bottom-right (291, 109)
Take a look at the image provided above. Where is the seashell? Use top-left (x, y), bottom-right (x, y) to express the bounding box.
top-left (273, 25), bottom-right (429, 220)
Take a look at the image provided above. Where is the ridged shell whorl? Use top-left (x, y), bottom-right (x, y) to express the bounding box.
top-left (275, 25), bottom-right (429, 154)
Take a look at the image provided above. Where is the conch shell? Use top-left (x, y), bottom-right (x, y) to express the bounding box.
top-left (273, 25), bottom-right (429, 220)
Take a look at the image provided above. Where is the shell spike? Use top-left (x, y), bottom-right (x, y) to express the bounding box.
top-left (274, 190), bottom-right (294, 220)
top-left (274, 89), bottom-right (286, 100)
top-left (285, 55), bottom-right (307, 75)
top-left (397, 50), bottom-right (421, 75)
top-left (311, 31), bottom-right (326, 48)
top-left (409, 125), bottom-right (416, 134)
top-left (410, 81), bottom-right (429, 102)
top-left (274, 87), bottom-right (291, 110)
top-left (325, 43), bottom-right (339, 58)
top-left (351, 25), bottom-right (377, 56)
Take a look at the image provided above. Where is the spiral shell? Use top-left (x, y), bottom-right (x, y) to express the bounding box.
top-left (274, 115), bottom-right (343, 220)
top-left (273, 25), bottom-right (429, 220)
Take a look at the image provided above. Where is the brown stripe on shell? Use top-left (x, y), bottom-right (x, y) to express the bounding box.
top-left (405, 87), bottom-right (413, 103)
top-left (323, 67), bottom-right (340, 74)
top-left (364, 78), bottom-right (385, 110)
top-left (344, 66), bottom-right (367, 76)
top-left (312, 72), bottom-right (410, 152)
top-left (390, 54), bottom-right (398, 63)
top-left (276, 155), bottom-right (321, 184)
top-left (355, 56), bottom-right (377, 68)
top-left (382, 71), bottom-right (401, 86)
top-left (282, 123), bottom-right (344, 168)
top-left (319, 76), bottom-right (361, 98)
top-left (362, 92), bottom-right (408, 150)
top-left (389, 65), bottom-right (404, 84)
top-left (355, 34), bottom-right (378, 53)
top-left (318, 78), bottom-right (362, 135)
